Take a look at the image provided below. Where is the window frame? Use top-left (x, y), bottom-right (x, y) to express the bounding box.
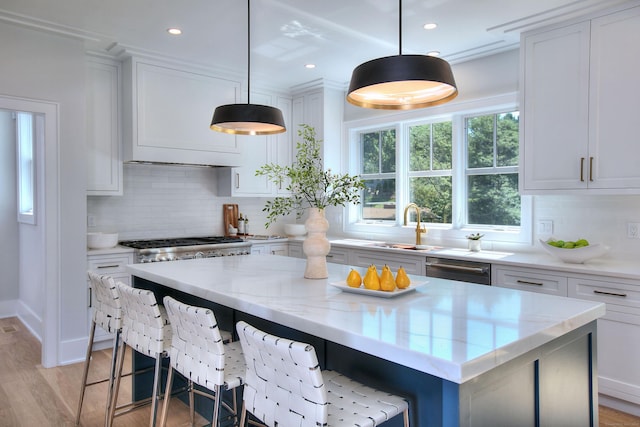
top-left (344, 93), bottom-right (532, 245)
top-left (16, 111), bottom-right (37, 225)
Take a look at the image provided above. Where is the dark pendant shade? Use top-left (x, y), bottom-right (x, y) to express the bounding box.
top-left (210, 103), bottom-right (286, 135)
top-left (347, 54), bottom-right (458, 110)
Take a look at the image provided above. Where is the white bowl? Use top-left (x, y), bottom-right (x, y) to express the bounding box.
top-left (284, 223), bottom-right (307, 237)
top-left (87, 232), bottom-right (119, 249)
top-left (539, 239), bottom-right (608, 264)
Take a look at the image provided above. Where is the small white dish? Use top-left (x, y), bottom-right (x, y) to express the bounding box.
top-left (329, 281), bottom-right (424, 298)
top-left (87, 232), bottom-right (119, 249)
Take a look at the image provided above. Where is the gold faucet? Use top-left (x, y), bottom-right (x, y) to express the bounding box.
top-left (403, 203), bottom-right (426, 246)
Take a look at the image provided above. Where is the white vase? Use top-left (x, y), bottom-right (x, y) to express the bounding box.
top-left (303, 208), bottom-right (330, 279)
top-left (468, 239), bottom-right (482, 252)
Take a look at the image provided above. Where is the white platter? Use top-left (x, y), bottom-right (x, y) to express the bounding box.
top-left (329, 281), bottom-right (425, 298)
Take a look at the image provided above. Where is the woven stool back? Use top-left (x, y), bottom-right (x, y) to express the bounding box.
top-left (87, 271), bottom-right (122, 334)
top-left (236, 321), bottom-right (328, 426)
top-left (163, 296), bottom-right (228, 389)
top-left (115, 282), bottom-right (170, 357)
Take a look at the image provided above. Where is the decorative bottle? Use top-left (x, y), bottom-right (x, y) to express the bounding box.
top-left (238, 213), bottom-right (245, 235)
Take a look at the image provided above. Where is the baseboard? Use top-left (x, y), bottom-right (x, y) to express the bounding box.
top-left (16, 300), bottom-right (42, 342)
top-left (0, 299), bottom-right (18, 318)
top-left (600, 394), bottom-right (640, 417)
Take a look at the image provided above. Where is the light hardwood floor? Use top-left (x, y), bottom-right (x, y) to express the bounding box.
top-left (1, 316), bottom-right (639, 427)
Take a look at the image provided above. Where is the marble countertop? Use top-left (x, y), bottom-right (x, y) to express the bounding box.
top-left (127, 255), bottom-right (604, 384)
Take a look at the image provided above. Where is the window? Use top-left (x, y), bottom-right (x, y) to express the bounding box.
top-left (16, 111), bottom-right (36, 224)
top-left (348, 100), bottom-right (530, 243)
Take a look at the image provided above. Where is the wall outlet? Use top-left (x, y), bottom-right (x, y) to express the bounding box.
top-left (87, 214), bottom-right (96, 227)
top-left (628, 222), bottom-right (640, 239)
top-left (537, 220), bottom-right (553, 235)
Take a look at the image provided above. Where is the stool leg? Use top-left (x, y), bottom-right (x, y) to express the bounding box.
top-left (149, 354), bottom-right (163, 427)
top-left (158, 366), bottom-right (175, 427)
top-left (189, 380), bottom-right (195, 426)
top-left (108, 340), bottom-right (127, 427)
top-left (104, 331), bottom-right (121, 427)
top-left (75, 321), bottom-right (97, 425)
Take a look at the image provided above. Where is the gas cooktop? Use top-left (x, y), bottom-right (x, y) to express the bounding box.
top-left (119, 236), bottom-right (245, 250)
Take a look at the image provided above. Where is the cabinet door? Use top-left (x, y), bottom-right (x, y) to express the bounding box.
top-left (521, 22), bottom-right (591, 192)
top-left (349, 249), bottom-right (425, 275)
top-left (86, 57), bottom-right (122, 195)
top-left (288, 241), bottom-right (303, 258)
top-left (275, 96), bottom-right (293, 195)
top-left (568, 276), bottom-right (640, 405)
top-left (588, 6), bottom-right (640, 190)
top-left (326, 247), bottom-right (349, 265)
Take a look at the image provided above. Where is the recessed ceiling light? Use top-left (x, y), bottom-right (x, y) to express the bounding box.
top-left (304, 63), bottom-right (316, 69)
top-left (167, 28), bottom-right (182, 36)
top-left (423, 23), bottom-right (438, 30)
top-left (427, 51), bottom-right (440, 57)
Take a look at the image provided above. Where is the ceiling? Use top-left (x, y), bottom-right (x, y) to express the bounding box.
top-left (0, 0), bottom-right (626, 91)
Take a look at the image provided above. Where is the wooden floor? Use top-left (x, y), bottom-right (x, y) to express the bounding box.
top-left (1, 316), bottom-right (639, 427)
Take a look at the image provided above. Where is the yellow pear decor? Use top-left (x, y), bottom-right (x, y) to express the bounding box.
top-left (380, 265), bottom-right (396, 292)
top-left (346, 269), bottom-right (362, 288)
top-left (345, 265), bottom-right (411, 293)
top-left (395, 266), bottom-right (411, 289)
top-left (363, 265), bottom-right (381, 290)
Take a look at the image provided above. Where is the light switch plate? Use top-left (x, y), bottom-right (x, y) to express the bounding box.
top-left (537, 220), bottom-right (553, 235)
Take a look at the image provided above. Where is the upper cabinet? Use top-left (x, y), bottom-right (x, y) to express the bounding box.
top-left (121, 57), bottom-right (243, 166)
top-left (86, 56), bottom-right (123, 195)
top-left (520, 4), bottom-right (640, 194)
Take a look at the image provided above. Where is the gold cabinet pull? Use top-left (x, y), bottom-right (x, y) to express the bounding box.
top-left (589, 157), bottom-right (594, 182)
top-left (580, 157), bottom-right (585, 182)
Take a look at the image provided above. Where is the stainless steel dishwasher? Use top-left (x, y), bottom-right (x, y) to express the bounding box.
top-left (425, 257), bottom-right (491, 285)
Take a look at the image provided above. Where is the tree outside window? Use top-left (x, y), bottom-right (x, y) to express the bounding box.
top-left (360, 129), bottom-right (396, 221)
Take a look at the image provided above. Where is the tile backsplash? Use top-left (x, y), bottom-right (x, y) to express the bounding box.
top-left (88, 163), bottom-right (640, 260)
top-left (87, 163), bottom-right (295, 240)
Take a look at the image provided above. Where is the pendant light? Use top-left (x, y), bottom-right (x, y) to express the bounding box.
top-left (210, 0), bottom-right (286, 135)
top-left (346, 0), bottom-right (458, 110)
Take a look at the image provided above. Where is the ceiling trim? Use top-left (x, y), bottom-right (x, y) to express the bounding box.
top-left (0, 8), bottom-right (101, 42)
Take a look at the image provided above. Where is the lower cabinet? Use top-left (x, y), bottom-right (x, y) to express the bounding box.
top-left (86, 251), bottom-right (134, 343)
top-left (494, 265), bottom-right (640, 409)
top-left (288, 241), bottom-right (303, 258)
top-left (348, 248), bottom-right (425, 275)
top-left (250, 241), bottom-right (288, 256)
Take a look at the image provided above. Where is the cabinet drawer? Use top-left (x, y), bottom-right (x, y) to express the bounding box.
top-left (326, 248), bottom-right (349, 265)
top-left (494, 267), bottom-right (568, 296)
top-left (87, 254), bottom-right (131, 274)
top-left (349, 249), bottom-right (424, 275)
top-left (568, 277), bottom-right (640, 322)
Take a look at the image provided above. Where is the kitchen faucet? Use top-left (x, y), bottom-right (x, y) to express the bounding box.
top-left (403, 203), bottom-right (426, 246)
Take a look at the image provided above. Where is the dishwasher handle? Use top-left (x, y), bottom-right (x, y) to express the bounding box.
top-left (425, 262), bottom-right (488, 275)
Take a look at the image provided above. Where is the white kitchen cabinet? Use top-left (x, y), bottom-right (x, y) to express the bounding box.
top-left (325, 247), bottom-right (349, 265)
top-left (217, 93), bottom-right (294, 197)
top-left (251, 241), bottom-right (288, 256)
top-left (86, 251), bottom-right (134, 343)
top-left (568, 276), bottom-right (640, 407)
top-left (122, 57), bottom-right (242, 166)
top-left (348, 248), bottom-right (425, 275)
top-left (493, 266), bottom-right (568, 296)
top-left (288, 241), bottom-right (303, 258)
top-left (520, 4), bottom-right (640, 194)
top-left (86, 56), bottom-right (123, 195)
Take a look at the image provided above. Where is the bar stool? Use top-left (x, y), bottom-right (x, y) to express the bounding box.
top-left (109, 282), bottom-right (172, 427)
top-left (75, 271), bottom-right (122, 426)
top-left (159, 296), bottom-right (245, 427)
top-left (236, 321), bottom-right (410, 427)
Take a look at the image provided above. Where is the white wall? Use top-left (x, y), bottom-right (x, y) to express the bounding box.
top-left (88, 163), bottom-right (295, 240)
top-left (0, 111), bottom-right (19, 308)
top-left (0, 21), bottom-right (87, 364)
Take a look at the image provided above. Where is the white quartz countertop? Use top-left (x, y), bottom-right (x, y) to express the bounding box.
top-left (126, 255), bottom-right (604, 384)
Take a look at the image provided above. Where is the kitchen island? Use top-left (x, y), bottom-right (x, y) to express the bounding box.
top-left (127, 255), bottom-right (605, 427)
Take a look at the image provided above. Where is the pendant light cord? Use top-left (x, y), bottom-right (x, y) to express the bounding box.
top-left (247, 0), bottom-right (251, 104)
top-left (398, 0), bottom-right (402, 55)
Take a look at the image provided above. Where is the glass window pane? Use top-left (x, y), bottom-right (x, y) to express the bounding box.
top-left (362, 179), bottom-right (396, 221)
top-left (361, 132), bottom-right (380, 174)
top-left (409, 176), bottom-right (452, 224)
top-left (496, 112), bottom-right (519, 167)
top-left (409, 124), bottom-right (431, 171)
top-left (467, 115), bottom-right (494, 169)
top-left (432, 122), bottom-right (452, 170)
top-left (380, 129), bottom-right (396, 173)
top-left (468, 174), bottom-right (521, 226)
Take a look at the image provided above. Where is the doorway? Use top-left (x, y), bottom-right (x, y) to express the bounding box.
top-left (0, 95), bottom-right (59, 368)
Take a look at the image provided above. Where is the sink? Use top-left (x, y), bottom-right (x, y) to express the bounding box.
top-left (366, 242), bottom-right (439, 251)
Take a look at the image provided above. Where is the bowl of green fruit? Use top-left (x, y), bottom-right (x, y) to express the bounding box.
top-left (539, 238), bottom-right (608, 264)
